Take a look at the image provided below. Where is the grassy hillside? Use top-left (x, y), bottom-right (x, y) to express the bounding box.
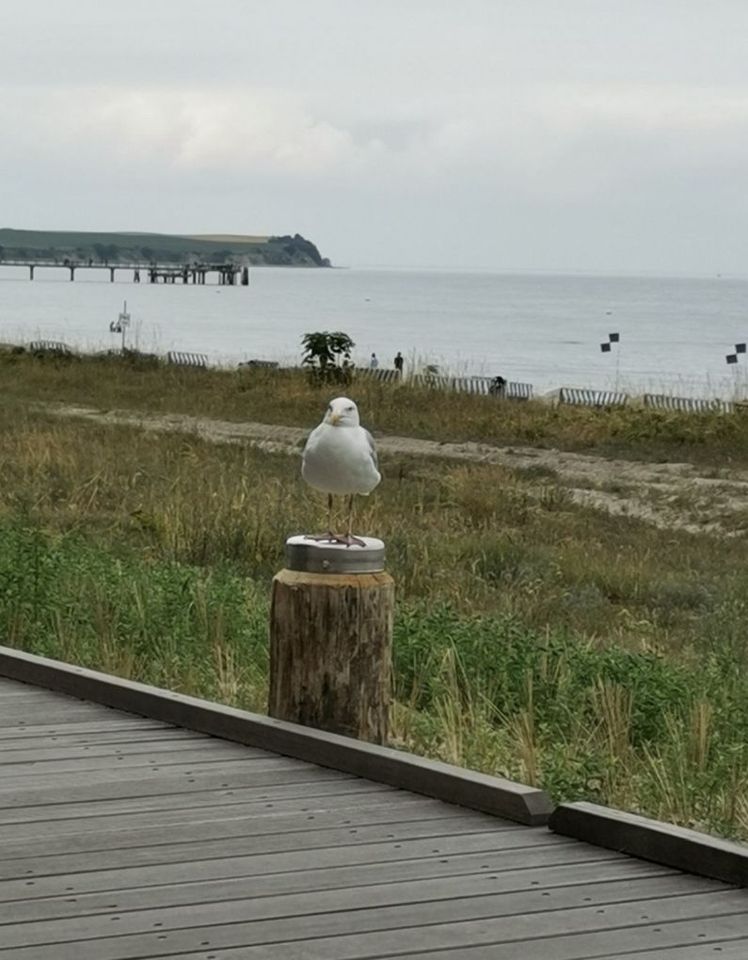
top-left (2, 350), bottom-right (748, 469)
top-left (1, 392), bottom-right (747, 839)
top-left (0, 228), bottom-right (330, 266)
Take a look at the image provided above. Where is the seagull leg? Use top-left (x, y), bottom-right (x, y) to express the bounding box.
top-left (305, 493), bottom-right (337, 542)
top-left (305, 494), bottom-right (365, 548)
top-left (336, 495), bottom-right (366, 547)
top-left (346, 494), bottom-right (354, 538)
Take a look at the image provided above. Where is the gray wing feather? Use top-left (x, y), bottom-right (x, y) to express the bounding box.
top-left (364, 429), bottom-right (379, 471)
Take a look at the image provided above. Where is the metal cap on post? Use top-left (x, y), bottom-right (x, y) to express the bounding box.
top-left (285, 535), bottom-right (385, 575)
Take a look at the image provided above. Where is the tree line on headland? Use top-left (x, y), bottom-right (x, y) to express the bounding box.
top-left (0, 228), bottom-right (331, 267)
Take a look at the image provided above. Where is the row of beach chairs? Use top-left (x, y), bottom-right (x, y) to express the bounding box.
top-left (15, 342), bottom-right (743, 414)
top-left (29, 340), bottom-right (72, 356)
top-left (450, 376), bottom-right (534, 401)
top-left (356, 367), bottom-right (534, 400)
top-left (556, 388), bottom-right (738, 413)
top-left (643, 393), bottom-right (735, 414)
top-left (558, 387), bottom-right (629, 408)
top-left (166, 350), bottom-right (208, 368)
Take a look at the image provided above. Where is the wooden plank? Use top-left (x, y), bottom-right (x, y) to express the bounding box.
top-left (0, 729), bottom-right (207, 751)
top-left (0, 813), bottom-right (520, 878)
top-left (0, 798), bottom-right (472, 856)
top-left (0, 829), bottom-right (565, 884)
top-left (0, 735), bottom-right (243, 763)
top-left (0, 687), bottom-right (72, 699)
top-left (7, 856), bottom-right (663, 925)
top-left (1, 874), bottom-right (709, 951)
top-left (600, 941), bottom-right (748, 960)
top-left (0, 776), bottom-right (382, 821)
top-left (0, 751), bottom-right (302, 784)
top-left (0, 708), bottom-right (129, 726)
top-left (0, 767), bottom-right (360, 811)
top-left (380, 916), bottom-right (748, 960)
top-left (1, 791), bottom-right (412, 845)
top-left (0, 758), bottom-right (323, 801)
top-left (0, 719), bottom-right (172, 740)
top-left (550, 802), bottom-right (748, 886)
top-left (0, 703), bottom-right (152, 724)
top-left (0, 706), bottom-right (142, 727)
top-left (0, 836), bottom-right (605, 903)
top-left (0, 757), bottom-right (346, 798)
top-left (5, 888), bottom-right (745, 959)
top-left (0, 646), bottom-right (553, 825)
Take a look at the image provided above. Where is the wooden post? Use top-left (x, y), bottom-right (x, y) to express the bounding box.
top-left (269, 536), bottom-right (393, 744)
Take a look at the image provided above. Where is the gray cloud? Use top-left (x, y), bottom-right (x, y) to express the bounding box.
top-left (3, 1), bottom-right (748, 273)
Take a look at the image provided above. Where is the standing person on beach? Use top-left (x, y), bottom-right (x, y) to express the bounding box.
top-left (369, 353), bottom-right (379, 369)
top-left (394, 351), bottom-right (404, 374)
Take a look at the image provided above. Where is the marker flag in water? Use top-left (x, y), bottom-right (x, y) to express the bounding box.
top-left (736, 343), bottom-right (746, 354)
top-left (726, 354), bottom-right (739, 364)
top-left (601, 342), bottom-right (611, 352)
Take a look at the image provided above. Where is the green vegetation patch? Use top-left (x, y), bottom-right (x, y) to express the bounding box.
top-left (1, 401), bottom-right (748, 838)
top-left (2, 352), bottom-right (748, 467)
top-left (1, 519), bottom-right (746, 839)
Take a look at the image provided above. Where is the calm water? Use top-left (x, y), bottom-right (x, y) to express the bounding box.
top-left (1, 265), bottom-right (747, 398)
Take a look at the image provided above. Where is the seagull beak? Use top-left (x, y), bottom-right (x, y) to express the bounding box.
top-left (329, 413), bottom-right (341, 426)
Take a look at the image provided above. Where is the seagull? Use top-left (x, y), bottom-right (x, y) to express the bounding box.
top-left (302, 397), bottom-right (381, 547)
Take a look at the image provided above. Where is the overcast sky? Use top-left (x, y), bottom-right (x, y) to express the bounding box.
top-left (2, 1), bottom-right (747, 274)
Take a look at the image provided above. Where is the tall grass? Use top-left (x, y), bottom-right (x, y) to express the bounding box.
top-left (2, 520), bottom-right (746, 838)
top-left (1, 404), bottom-right (747, 838)
top-left (3, 350), bottom-right (748, 466)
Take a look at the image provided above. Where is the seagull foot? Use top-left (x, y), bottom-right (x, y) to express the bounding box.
top-left (335, 533), bottom-right (367, 548)
top-left (304, 532), bottom-right (367, 548)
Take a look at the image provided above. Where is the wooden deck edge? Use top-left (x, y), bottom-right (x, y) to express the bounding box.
top-left (550, 802), bottom-right (748, 886)
top-left (0, 646), bottom-right (553, 826)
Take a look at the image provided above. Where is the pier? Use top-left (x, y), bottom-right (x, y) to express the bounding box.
top-left (0, 259), bottom-right (250, 285)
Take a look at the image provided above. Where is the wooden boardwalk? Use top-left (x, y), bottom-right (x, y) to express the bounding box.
top-left (1, 675), bottom-right (747, 959)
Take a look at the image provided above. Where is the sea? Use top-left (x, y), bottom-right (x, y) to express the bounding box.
top-left (1, 264), bottom-right (747, 399)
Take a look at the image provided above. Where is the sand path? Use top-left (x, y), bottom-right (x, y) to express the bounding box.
top-left (39, 402), bottom-right (748, 537)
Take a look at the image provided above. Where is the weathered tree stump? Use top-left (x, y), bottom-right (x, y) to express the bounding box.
top-left (269, 536), bottom-right (394, 744)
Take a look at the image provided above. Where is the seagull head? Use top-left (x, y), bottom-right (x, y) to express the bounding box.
top-left (324, 397), bottom-right (360, 428)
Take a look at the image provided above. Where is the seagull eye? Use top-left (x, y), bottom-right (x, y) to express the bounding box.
top-left (346, 405), bottom-right (354, 412)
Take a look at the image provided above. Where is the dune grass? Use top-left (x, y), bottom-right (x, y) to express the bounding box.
top-left (3, 350), bottom-right (748, 466)
top-left (1, 400), bottom-right (747, 839)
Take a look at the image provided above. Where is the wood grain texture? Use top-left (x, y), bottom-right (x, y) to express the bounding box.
top-left (550, 801), bottom-right (748, 886)
top-left (6, 889), bottom-right (748, 959)
top-left (0, 647), bottom-right (553, 825)
top-left (269, 568), bottom-right (394, 743)
top-left (7, 858), bottom-right (663, 925)
top-left (3, 673), bottom-right (747, 958)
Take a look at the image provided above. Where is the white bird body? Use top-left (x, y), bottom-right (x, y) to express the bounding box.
top-left (301, 398), bottom-right (380, 544)
top-left (302, 398), bottom-right (380, 495)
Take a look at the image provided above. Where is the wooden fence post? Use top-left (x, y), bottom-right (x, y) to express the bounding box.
top-left (269, 536), bottom-right (393, 744)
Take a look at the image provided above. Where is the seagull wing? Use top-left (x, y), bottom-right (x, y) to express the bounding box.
top-left (364, 428), bottom-right (379, 471)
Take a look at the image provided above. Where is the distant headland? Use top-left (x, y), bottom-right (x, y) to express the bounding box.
top-left (0, 228), bottom-right (331, 268)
